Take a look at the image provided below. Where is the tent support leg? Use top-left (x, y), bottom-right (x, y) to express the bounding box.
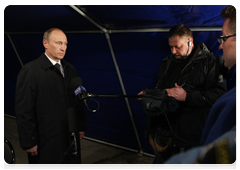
top-left (6, 33), bottom-right (24, 67)
top-left (105, 33), bottom-right (143, 153)
top-left (69, 5), bottom-right (143, 153)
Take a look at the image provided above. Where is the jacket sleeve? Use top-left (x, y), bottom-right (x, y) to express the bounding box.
top-left (15, 65), bottom-right (39, 149)
top-left (185, 54), bottom-right (227, 108)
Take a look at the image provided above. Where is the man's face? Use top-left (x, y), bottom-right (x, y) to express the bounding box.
top-left (219, 18), bottom-right (236, 69)
top-left (43, 30), bottom-right (68, 62)
top-left (168, 35), bottom-right (189, 59)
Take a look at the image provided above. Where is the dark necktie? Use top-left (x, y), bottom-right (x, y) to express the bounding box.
top-left (54, 63), bottom-right (64, 77)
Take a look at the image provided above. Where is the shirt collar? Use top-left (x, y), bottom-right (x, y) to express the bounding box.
top-left (45, 53), bottom-right (62, 66)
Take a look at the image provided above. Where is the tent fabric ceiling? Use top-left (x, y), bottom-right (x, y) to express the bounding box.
top-left (77, 5), bottom-right (226, 30)
top-left (4, 5), bottom-right (226, 33)
top-left (4, 5), bottom-right (99, 32)
top-left (4, 5), bottom-right (227, 155)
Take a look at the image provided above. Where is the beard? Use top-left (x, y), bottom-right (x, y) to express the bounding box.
top-left (174, 54), bottom-right (186, 60)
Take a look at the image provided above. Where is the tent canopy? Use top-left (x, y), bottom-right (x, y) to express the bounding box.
top-left (4, 5), bottom-right (226, 155)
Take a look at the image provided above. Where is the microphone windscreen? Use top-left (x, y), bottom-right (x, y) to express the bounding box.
top-left (71, 77), bottom-right (83, 92)
top-left (67, 108), bottom-right (78, 133)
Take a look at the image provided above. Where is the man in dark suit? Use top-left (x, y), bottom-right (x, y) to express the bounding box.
top-left (15, 28), bottom-right (86, 164)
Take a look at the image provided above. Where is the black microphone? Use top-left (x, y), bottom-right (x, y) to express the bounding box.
top-left (71, 77), bottom-right (87, 99)
top-left (68, 108), bottom-right (78, 133)
top-left (71, 77), bottom-right (144, 100)
top-left (54, 108), bottom-right (80, 169)
top-left (70, 77), bottom-right (95, 112)
top-left (67, 108), bottom-right (82, 169)
top-left (67, 108), bottom-right (78, 156)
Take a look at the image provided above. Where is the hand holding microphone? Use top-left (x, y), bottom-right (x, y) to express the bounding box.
top-left (137, 91), bottom-right (146, 101)
top-left (79, 131), bottom-right (85, 140)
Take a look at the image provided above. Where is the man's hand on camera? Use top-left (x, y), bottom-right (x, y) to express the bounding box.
top-left (166, 83), bottom-right (187, 101)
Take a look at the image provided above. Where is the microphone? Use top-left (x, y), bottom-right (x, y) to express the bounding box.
top-left (68, 108), bottom-right (78, 133)
top-left (70, 77), bottom-right (144, 99)
top-left (70, 77), bottom-right (96, 112)
top-left (71, 77), bottom-right (87, 99)
top-left (70, 77), bottom-right (159, 113)
top-left (59, 108), bottom-right (78, 162)
top-left (67, 108), bottom-right (78, 156)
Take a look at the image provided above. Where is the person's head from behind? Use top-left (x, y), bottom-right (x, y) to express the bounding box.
top-left (218, 5), bottom-right (236, 69)
top-left (43, 28), bottom-right (68, 62)
top-left (168, 24), bottom-right (194, 59)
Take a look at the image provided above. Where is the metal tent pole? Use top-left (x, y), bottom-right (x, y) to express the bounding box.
top-left (104, 32), bottom-right (143, 154)
top-left (109, 27), bottom-right (222, 33)
top-left (69, 5), bottom-right (143, 154)
top-left (6, 33), bottom-right (24, 67)
top-left (69, 5), bottom-right (107, 33)
top-left (4, 27), bottom-right (222, 35)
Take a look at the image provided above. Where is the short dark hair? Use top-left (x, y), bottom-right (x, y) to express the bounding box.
top-left (43, 28), bottom-right (64, 41)
top-left (221, 5), bottom-right (236, 34)
top-left (168, 24), bottom-right (193, 40)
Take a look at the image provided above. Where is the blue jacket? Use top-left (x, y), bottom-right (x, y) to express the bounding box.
top-left (164, 126), bottom-right (236, 164)
top-left (200, 64), bottom-right (236, 145)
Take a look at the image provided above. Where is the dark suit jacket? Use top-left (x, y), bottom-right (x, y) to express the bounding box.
top-left (15, 53), bottom-right (86, 163)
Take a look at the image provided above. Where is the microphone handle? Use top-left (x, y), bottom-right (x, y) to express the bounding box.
top-left (85, 94), bottom-right (164, 100)
top-left (86, 94), bottom-right (143, 99)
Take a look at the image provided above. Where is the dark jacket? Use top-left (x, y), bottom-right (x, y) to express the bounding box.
top-left (200, 64), bottom-right (236, 145)
top-left (15, 53), bottom-right (86, 163)
top-left (153, 43), bottom-right (227, 148)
